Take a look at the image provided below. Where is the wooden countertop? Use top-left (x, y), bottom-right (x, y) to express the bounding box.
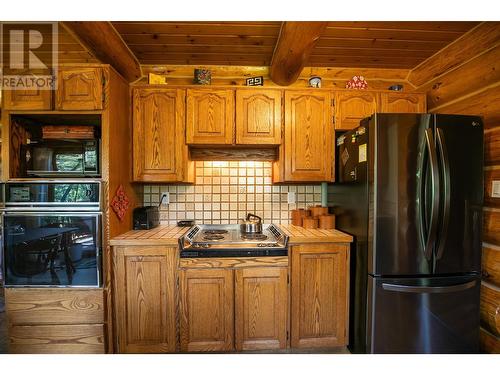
top-left (278, 225), bottom-right (353, 244)
top-left (110, 224), bottom-right (352, 246)
top-left (110, 225), bottom-right (189, 246)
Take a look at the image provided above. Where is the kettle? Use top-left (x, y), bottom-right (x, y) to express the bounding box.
top-left (239, 213), bottom-right (263, 234)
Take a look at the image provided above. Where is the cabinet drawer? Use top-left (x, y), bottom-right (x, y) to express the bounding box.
top-left (8, 324), bottom-right (105, 354)
top-left (5, 288), bottom-right (104, 325)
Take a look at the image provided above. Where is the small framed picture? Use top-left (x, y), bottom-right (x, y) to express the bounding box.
top-left (246, 76), bottom-right (264, 86)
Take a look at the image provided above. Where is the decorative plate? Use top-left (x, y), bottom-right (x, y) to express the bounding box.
top-left (346, 75), bottom-right (368, 89)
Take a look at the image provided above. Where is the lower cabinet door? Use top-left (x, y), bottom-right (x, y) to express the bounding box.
top-left (114, 247), bottom-right (177, 353)
top-left (290, 244), bottom-right (349, 348)
top-left (235, 267), bottom-right (288, 351)
top-left (180, 268), bottom-right (234, 352)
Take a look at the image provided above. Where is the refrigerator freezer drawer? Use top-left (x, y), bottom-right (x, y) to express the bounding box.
top-left (367, 275), bottom-right (480, 353)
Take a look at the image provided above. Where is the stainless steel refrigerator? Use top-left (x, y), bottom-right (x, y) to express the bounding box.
top-left (330, 113), bottom-right (483, 353)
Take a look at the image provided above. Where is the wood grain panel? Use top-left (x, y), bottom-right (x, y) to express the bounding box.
top-left (112, 21), bottom-right (282, 36)
top-left (2, 89), bottom-right (52, 110)
top-left (8, 324), bottom-right (105, 354)
top-left (235, 89), bottom-right (282, 145)
top-left (482, 245), bottom-right (500, 286)
top-left (485, 167), bottom-right (500, 208)
top-left (484, 209), bottom-right (500, 245)
top-left (335, 91), bottom-right (377, 130)
top-left (378, 92), bottom-right (426, 113)
top-left (420, 45), bottom-right (500, 109)
top-left (56, 67), bottom-right (103, 110)
top-left (408, 22), bottom-right (500, 86)
top-left (283, 91), bottom-right (333, 182)
top-left (480, 282), bottom-right (500, 337)
top-left (235, 267), bottom-right (288, 351)
top-left (429, 83), bottom-right (500, 129)
top-left (328, 21), bottom-right (479, 32)
top-left (114, 246), bottom-right (178, 353)
top-left (290, 244), bottom-right (349, 348)
top-left (186, 89), bottom-right (235, 145)
top-left (132, 88), bottom-right (193, 182)
top-left (123, 34), bottom-right (278, 47)
top-left (189, 147), bottom-right (278, 162)
top-left (180, 257), bottom-right (288, 269)
top-left (5, 288), bottom-right (104, 325)
top-left (180, 268), bottom-right (234, 352)
top-left (485, 128), bottom-right (500, 165)
top-left (480, 327), bottom-right (500, 353)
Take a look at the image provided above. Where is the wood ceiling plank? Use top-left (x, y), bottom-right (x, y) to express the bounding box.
top-left (310, 47), bottom-right (432, 58)
top-left (309, 55), bottom-right (425, 66)
top-left (112, 22), bottom-right (281, 36)
top-left (322, 27), bottom-right (467, 42)
top-left (316, 38), bottom-right (448, 50)
top-left (122, 34), bottom-right (278, 46)
top-left (328, 21), bottom-right (479, 32)
top-left (130, 44), bottom-right (274, 54)
top-left (408, 22), bottom-right (500, 86)
top-left (270, 21), bottom-right (328, 85)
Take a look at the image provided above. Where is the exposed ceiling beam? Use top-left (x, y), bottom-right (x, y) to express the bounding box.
top-left (62, 21), bottom-right (142, 82)
top-left (269, 22), bottom-right (328, 86)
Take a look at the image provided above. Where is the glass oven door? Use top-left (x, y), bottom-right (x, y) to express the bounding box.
top-left (2, 212), bottom-right (101, 287)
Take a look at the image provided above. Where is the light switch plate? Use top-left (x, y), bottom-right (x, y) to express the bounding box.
top-left (492, 180), bottom-right (500, 198)
top-left (287, 192), bottom-right (296, 204)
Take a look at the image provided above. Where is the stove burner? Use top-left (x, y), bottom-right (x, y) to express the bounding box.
top-left (202, 234), bottom-right (225, 241)
top-left (203, 230), bottom-right (228, 235)
top-left (241, 233), bottom-right (268, 241)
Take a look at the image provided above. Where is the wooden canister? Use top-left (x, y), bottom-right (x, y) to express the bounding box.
top-left (319, 215), bottom-right (335, 229)
top-left (291, 208), bottom-right (311, 226)
top-left (310, 205), bottom-right (328, 217)
top-left (303, 217), bottom-right (319, 229)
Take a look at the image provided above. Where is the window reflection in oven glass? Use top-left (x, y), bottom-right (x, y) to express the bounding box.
top-left (4, 215), bottom-right (100, 286)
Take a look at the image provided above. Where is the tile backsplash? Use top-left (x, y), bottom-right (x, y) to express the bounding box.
top-left (143, 161), bottom-right (322, 225)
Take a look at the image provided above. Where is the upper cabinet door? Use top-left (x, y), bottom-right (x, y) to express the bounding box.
top-left (335, 91), bottom-right (377, 130)
top-left (133, 88), bottom-right (192, 183)
top-left (235, 89), bottom-right (282, 145)
top-left (186, 89), bottom-right (234, 145)
top-left (284, 91), bottom-right (333, 182)
top-left (56, 67), bottom-right (103, 110)
top-left (3, 89), bottom-right (52, 110)
top-left (379, 92), bottom-right (427, 113)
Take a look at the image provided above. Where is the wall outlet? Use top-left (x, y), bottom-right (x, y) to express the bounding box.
top-left (160, 192), bottom-right (170, 206)
top-left (492, 180), bottom-right (500, 198)
top-left (287, 191), bottom-right (296, 204)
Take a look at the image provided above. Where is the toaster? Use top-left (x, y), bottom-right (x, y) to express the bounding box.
top-left (133, 206), bottom-right (160, 230)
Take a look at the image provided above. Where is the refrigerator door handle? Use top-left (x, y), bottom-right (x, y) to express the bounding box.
top-left (382, 280), bottom-right (477, 294)
top-left (423, 128), bottom-right (440, 261)
top-left (435, 128), bottom-right (451, 260)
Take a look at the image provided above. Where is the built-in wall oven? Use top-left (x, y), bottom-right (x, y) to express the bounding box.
top-left (1, 181), bottom-right (102, 287)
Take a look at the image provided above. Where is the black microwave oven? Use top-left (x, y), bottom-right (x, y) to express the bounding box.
top-left (21, 139), bottom-right (100, 178)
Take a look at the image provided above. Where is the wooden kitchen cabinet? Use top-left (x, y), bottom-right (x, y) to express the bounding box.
top-left (235, 267), bottom-right (288, 351)
top-left (56, 67), bottom-right (104, 110)
top-left (186, 88), bottom-right (234, 145)
top-left (277, 90), bottom-right (333, 182)
top-left (335, 91), bottom-right (377, 130)
top-left (132, 88), bottom-right (193, 182)
top-left (290, 244), bottom-right (349, 349)
top-left (235, 89), bottom-right (282, 145)
top-left (378, 92), bottom-right (427, 113)
top-left (2, 88), bottom-right (52, 110)
top-left (114, 246), bottom-right (178, 353)
top-left (180, 268), bottom-right (234, 352)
